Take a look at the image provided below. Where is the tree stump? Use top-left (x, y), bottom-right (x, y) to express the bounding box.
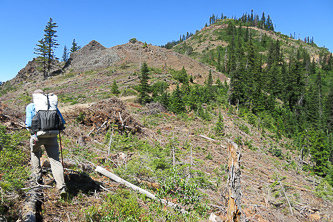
top-left (226, 140), bottom-right (242, 222)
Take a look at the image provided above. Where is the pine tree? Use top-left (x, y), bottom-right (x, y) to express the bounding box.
top-left (229, 62), bottom-right (246, 105)
top-left (217, 51), bottom-right (222, 72)
top-left (138, 62), bottom-right (151, 105)
top-left (111, 80), bottom-right (120, 95)
top-left (204, 70), bottom-right (215, 101)
top-left (260, 12), bottom-right (266, 29)
top-left (310, 58), bottom-right (316, 75)
top-left (227, 33), bottom-right (236, 74)
top-left (62, 45), bottom-right (69, 62)
top-left (206, 70), bottom-right (213, 87)
top-left (34, 38), bottom-right (48, 77)
top-left (325, 85), bottom-right (333, 134)
top-left (268, 62), bottom-right (282, 98)
top-left (286, 59), bottom-right (305, 112)
top-left (160, 91), bottom-right (169, 108)
top-left (246, 38), bottom-right (260, 104)
top-left (309, 129), bottom-right (330, 176)
top-left (43, 18), bottom-right (59, 74)
top-left (215, 111), bottom-right (224, 136)
top-left (170, 84), bottom-right (185, 113)
top-left (70, 39), bottom-right (81, 53)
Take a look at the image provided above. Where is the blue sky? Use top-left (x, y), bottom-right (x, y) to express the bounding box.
top-left (1, 0), bottom-right (332, 82)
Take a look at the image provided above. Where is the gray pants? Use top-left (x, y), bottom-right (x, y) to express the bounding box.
top-left (30, 135), bottom-right (65, 190)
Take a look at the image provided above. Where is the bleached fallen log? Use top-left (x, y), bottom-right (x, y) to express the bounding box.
top-left (95, 166), bottom-right (187, 214)
top-left (198, 134), bottom-right (219, 143)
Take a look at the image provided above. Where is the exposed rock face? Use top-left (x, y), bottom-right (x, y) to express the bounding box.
top-left (12, 58), bottom-right (62, 84)
top-left (66, 40), bottom-right (121, 72)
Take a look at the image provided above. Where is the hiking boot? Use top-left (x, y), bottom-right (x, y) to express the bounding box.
top-left (59, 187), bottom-right (68, 200)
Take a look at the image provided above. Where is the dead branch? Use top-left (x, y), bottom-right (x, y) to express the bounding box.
top-left (21, 184), bottom-right (53, 191)
top-left (208, 204), bottom-right (227, 213)
top-left (198, 134), bottom-right (220, 143)
top-left (108, 126), bottom-right (114, 156)
top-left (119, 112), bottom-right (124, 127)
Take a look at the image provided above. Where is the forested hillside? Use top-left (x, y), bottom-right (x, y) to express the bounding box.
top-left (167, 12), bottom-right (333, 183)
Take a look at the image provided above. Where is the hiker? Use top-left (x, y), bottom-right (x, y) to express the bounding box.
top-left (25, 89), bottom-right (66, 196)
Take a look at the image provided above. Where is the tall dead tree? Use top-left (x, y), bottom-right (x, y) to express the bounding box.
top-left (226, 140), bottom-right (242, 221)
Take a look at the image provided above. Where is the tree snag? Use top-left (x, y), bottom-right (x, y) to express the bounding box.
top-left (226, 140), bottom-right (242, 222)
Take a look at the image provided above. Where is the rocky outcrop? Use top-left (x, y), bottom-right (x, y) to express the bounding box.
top-left (65, 40), bottom-right (121, 72)
top-left (12, 58), bottom-right (62, 84)
top-left (11, 39), bottom-right (227, 85)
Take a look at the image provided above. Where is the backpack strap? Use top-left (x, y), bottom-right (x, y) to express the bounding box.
top-left (46, 94), bottom-right (50, 110)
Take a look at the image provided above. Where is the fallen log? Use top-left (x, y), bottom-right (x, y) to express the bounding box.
top-left (198, 134), bottom-right (220, 143)
top-left (21, 189), bottom-right (42, 222)
top-left (95, 166), bottom-right (187, 214)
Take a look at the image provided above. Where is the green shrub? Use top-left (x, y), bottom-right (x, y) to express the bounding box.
top-left (244, 139), bottom-right (257, 151)
top-left (129, 38), bottom-right (137, 43)
top-left (247, 112), bottom-right (257, 125)
top-left (0, 125), bottom-right (29, 191)
top-left (84, 189), bottom-right (149, 221)
top-left (0, 125), bottom-right (30, 218)
top-left (239, 124), bottom-right (250, 134)
top-left (234, 136), bottom-right (243, 146)
top-left (269, 147), bottom-right (282, 158)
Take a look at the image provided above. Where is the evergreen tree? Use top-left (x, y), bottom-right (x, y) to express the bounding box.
top-left (309, 129), bottom-right (330, 176)
top-left (227, 33), bottom-right (236, 74)
top-left (260, 12), bottom-right (266, 29)
top-left (217, 51), bottom-right (222, 72)
top-left (286, 59), bottom-right (305, 112)
top-left (206, 70), bottom-right (213, 87)
top-left (111, 80), bottom-right (120, 95)
top-left (62, 45), bottom-right (69, 62)
top-left (176, 66), bottom-right (189, 84)
top-left (215, 111), bottom-right (224, 136)
top-left (268, 62), bottom-right (282, 98)
top-left (160, 91), bottom-right (169, 108)
top-left (34, 38), bottom-right (48, 77)
top-left (43, 18), bottom-right (59, 74)
top-left (252, 83), bottom-right (266, 114)
top-left (246, 38), bottom-right (261, 105)
top-left (170, 84), bottom-right (185, 113)
top-left (205, 70), bottom-right (215, 101)
top-left (310, 58), bottom-right (316, 75)
top-left (266, 15), bottom-right (274, 31)
top-left (138, 62), bottom-right (151, 105)
top-left (244, 26), bottom-right (249, 42)
top-left (229, 62), bottom-right (246, 105)
top-left (70, 39), bottom-right (81, 53)
top-left (325, 85), bottom-right (333, 134)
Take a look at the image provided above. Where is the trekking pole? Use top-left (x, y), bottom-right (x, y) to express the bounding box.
top-left (59, 131), bottom-right (64, 168)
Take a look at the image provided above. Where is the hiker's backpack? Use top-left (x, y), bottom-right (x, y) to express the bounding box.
top-left (31, 93), bottom-right (64, 138)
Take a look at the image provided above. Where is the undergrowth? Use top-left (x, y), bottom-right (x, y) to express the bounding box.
top-left (0, 124), bottom-right (30, 217)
